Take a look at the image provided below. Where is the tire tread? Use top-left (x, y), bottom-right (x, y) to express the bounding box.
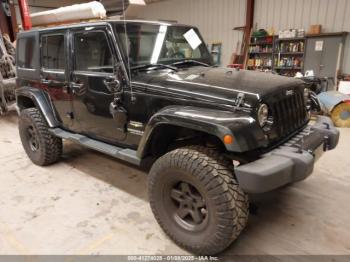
top-left (19, 108), bottom-right (62, 166)
top-left (148, 145), bottom-right (249, 255)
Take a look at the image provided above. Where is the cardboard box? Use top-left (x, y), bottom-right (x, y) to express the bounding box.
top-left (339, 81), bottom-right (350, 95)
top-left (309, 25), bottom-right (322, 35)
top-left (278, 29), bottom-right (297, 39)
top-left (124, 0), bottom-right (146, 18)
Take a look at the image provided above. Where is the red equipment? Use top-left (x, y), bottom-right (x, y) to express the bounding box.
top-left (18, 0), bottom-right (32, 30)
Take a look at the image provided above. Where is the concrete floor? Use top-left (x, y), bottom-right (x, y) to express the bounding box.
top-left (1, 111), bottom-right (350, 255)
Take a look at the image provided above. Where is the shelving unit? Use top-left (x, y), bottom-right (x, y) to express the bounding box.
top-left (246, 35), bottom-right (276, 72)
top-left (274, 37), bottom-right (306, 76)
top-left (246, 34), bottom-right (307, 77)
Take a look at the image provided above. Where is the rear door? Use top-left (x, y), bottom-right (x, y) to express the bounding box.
top-left (40, 31), bottom-right (73, 128)
top-left (69, 26), bottom-right (126, 142)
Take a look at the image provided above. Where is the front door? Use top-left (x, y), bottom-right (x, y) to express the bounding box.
top-left (40, 31), bottom-right (73, 128)
top-left (69, 27), bottom-right (126, 143)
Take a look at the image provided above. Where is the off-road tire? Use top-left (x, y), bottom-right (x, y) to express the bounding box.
top-left (19, 108), bottom-right (62, 166)
top-left (148, 146), bottom-right (249, 255)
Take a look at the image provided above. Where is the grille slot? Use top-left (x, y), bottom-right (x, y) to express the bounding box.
top-left (271, 91), bottom-right (307, 138)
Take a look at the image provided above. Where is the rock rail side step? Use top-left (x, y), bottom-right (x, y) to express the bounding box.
top-left (49, 128), bottom-right (141, 166)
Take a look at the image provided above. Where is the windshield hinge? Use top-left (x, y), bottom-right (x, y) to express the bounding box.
top-left (234, 93), bottom-right (245, 111)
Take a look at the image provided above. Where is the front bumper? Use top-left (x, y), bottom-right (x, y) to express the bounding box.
top-left (235, 116), bottom-right (339, 193)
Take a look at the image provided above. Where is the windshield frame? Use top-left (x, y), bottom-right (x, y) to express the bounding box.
top-left (113, 22), bottom-right (214, 70)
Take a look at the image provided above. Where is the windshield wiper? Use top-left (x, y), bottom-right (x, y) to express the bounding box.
top-left (171, 59), bottom-right (210, 67)
top-left (131, 64), bottom-right (178, 72)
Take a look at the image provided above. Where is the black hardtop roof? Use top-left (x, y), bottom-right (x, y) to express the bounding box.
top-left (18, 20), bottom-right (196, 36)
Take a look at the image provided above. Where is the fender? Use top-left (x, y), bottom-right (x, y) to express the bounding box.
top-left (16, 87), bottom-right (60, 127)
top-left (137, 106), bottom-right (267, 158)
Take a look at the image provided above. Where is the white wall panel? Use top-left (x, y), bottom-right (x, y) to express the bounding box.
top-left (254, 0), bottom-right (350, 74)
top-left (140, 0), bottom-right (350, 73)
top-left (138, 0), bottom-right (247, 66)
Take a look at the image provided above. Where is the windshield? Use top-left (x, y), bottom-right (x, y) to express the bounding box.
top-left (114, 23), bottom-right (213, 67)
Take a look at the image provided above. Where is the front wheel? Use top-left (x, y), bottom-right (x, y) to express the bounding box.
top-left (148, 146), bottom-right (249, 255)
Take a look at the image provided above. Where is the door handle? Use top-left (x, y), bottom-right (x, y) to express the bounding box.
top-left (71, 82), bottom-right (84, 94)
top-left (41, 79), bottom-right (53, 85)
top-left (62, 84), bottom-right (70, 94)
top-left (71, 82), bottom-right (84, 89)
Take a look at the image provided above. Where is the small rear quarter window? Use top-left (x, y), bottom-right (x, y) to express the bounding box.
top-left (17, 36), bottom-right (37, 69)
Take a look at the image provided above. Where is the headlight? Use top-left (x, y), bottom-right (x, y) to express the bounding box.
top-left (257, 104), bottom-right (269, 127)
top-left (303, 88), bottom-right (310, 103)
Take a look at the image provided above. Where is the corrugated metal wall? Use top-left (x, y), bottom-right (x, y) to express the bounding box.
top-left (138, 0), bottom-right (247, 66)
top-left (140, 0), bottom-right (350, 73)
top-left (254, 0), bottom-right (350, 74)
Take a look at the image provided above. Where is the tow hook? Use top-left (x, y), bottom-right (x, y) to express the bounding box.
top-left (323, 136), bottom-right (330, 151)
top-left (323, 122), bottom-right (330, 130)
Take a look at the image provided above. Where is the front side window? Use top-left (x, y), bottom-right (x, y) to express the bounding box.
top-left (41, 34), bottom-right (65, 71)
top-left (115, 24), bottom-right (213, 67)
top-left (74, 31), bottom-right (113, 73)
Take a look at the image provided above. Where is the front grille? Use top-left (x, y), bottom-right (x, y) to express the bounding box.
top-left (270, 91), bottom-right (308, 138)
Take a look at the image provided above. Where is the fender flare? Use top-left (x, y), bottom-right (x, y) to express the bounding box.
top-left (137, 106), bottom-right (265, 158)
top-left (16, 87), bottom-right (60, 127)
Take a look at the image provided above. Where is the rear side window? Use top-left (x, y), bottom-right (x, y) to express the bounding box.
top-left (17, 36), bottom-right (37, 69)
top-left (74, 31), bottom-right (113, 73)
top-left (41, 34), bottom-right (65, 71)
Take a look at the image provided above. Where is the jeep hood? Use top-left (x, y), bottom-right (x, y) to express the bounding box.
top-left (131, 66), bottom-right (305, 107)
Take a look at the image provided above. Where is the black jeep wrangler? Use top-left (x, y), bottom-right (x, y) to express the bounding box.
top-left (15, 20), bottom-right (339, 255)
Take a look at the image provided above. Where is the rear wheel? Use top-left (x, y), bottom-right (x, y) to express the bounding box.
top-left (148, 146), bottom-right (249, 255)
top-left (19, 108), bottom-right (62, 166)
